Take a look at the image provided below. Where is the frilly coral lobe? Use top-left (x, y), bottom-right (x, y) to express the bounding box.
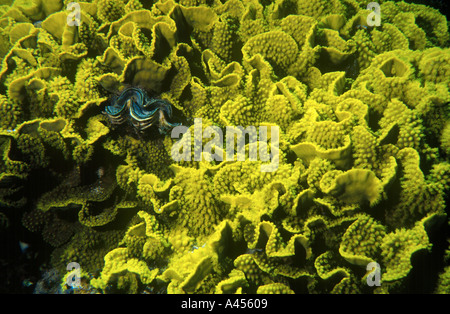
top-left (0, 0), bottom-right (449, 294)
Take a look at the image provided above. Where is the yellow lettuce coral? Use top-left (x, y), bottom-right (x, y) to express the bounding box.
top-left (169, 164), bottom-right (225, 237)
top-left (339, 215), bottom-right (386, 266)
top-left (0, 0), bottom-right (448, 295)
top-left (381, 219), bottom-right (432, 282)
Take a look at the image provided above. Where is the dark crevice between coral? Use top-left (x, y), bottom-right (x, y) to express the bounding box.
top-left (309, 232), bottom-right (328, 260)
top-left (141, 0), bottom-right (155, 11)
top-left (23, 169), bottom-right (61, 207)
top-left (382, 167), bottom-right (406, 230)
top-left (420, 113), bottom-right (449, 172)
top-left (408, 36), bottom-right (420, 50)
top-left (308, 274), bottom-right (343, 294)
top-left (402, 0), bottom-right (450, 22)
top-left (73, 109), bottom-right (105, 141)
top-left (403, 212), bottom-right (449, 293)
top-left (150, 27), bottom-right (172, 64)
top-left (370, 196), bottom-right (393, 228)
top-left (170, 6), bottom-right (194, 45)
top-left (78, 144), bottom-right (123, 187)
top-left (292, 239), bottom-right (308, 268)
top-left (419, 151), bottom-right (436, 178)
top-left (0, 57), bottom-right (18, 95)
top-left (85, 35), bottom-right (108, 59)
top-left (178, 85), bottom-right (195, 118)
top-left (0, 182), bottom-right (57, 293)
top-left (187, 53), bottom-right (210, 87)
top-left (229, 21), bottom-right (244, 64)
top-left (285, 149), bottom-right (299, 167)
top-left (342, 1), bottom-right (359, 20)
top-left (161, 65), bottom-right (179, 94)
top-left (402, 220), bottom-right (448, 294)
top-left (0, 212), bottom-right (54, 293)
top-left (315, 49), bottom-right (359, 80)
top-left (259, 0), bottom-right (273, 8)
top-left (415, 16), bottom-right (441, 47)
top-left (41, 145), bottom-right (73, 175)
top-left (52, 206), bottom-right (80, 225)
top-left (101, 272), bottom-right (136, 294)
top-left (419, 117), bottom-right (447, 174)
top-left (61, 59), bottom-right (80, 85)
top-left (16, 97), bottom-right (32, 126)
top-left (377, 117), bottom-right (398, 140)
top-left (288, 276), bottom-right (310, 294)
top-left (254, 224), bottom-right (269, 251)
top-left (274, 0), bottom-right (298, 20)
top-left (267, 62), bottom-right (287, 84)
top-left (102, 120), bottom-right (137, 141)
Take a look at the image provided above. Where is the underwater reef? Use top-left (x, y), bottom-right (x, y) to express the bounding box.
top-left (0, 0), bottom-right (449, 294)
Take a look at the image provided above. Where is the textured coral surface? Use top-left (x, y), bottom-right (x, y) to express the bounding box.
top-left (0, 0), bottom-right (449, 294)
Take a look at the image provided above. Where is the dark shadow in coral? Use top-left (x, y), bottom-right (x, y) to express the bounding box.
top-left (404, 212), bottom-right (448, 293)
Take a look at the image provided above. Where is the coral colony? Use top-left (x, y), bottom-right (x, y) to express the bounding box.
top-left (0, 0), bottom-right (449, 294)
top-left (170, 118), bottom-right (280, 172)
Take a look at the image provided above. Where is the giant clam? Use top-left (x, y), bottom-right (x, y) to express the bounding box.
top-left (104, 87), bottom-right (180, 136)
